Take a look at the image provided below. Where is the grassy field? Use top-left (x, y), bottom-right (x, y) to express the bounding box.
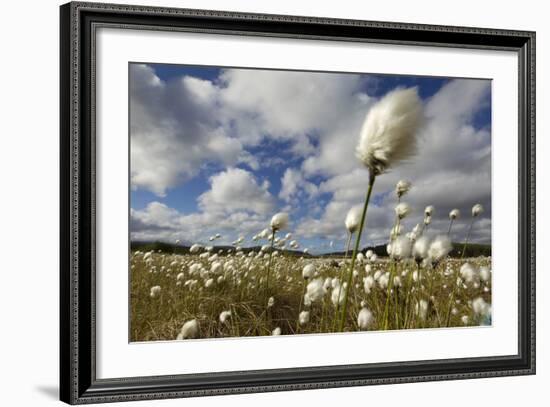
top-left (130, 249), bottom-right (492, 342)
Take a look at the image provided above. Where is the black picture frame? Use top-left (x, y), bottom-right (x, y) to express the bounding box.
top-left (60, 2), bottom-right (536, 404)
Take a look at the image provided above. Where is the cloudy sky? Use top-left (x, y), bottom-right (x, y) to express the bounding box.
top-left (130, 63), bottom-right (491, 254)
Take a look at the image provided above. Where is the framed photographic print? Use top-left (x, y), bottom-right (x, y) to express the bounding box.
top-left (60, 1), bottom-right (536, 404)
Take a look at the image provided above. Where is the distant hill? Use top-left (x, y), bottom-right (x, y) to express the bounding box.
top-left (130, 241), bottom-right (490, 259)
top-left (319, 244), bottom-right (388, 258)
top-left (448, 243), bottom-right (491, 258)
top-left (321, 242), bottom-right (491, 258)
top-left (130, 241), bottom-right (313, 257)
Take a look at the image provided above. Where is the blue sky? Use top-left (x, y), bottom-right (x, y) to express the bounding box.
top-left (130, 63), bottom-right (491, 254)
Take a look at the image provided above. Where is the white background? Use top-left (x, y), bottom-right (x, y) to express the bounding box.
top-left (0, 0), bottom-right (546, 406)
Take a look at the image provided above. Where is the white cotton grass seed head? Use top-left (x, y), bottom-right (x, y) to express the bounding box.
top-left (299, 311), bottom-right (310, 326)
top-left (424, 205), bottom-right (435, 217)
top-left (149, 285), bottom-right (161, 298)
top-left (219, 310), bottom-right (232, 324)
top-left (363, 275), bottom-right (375, 294)
top-left (415, 299), bottom-right (428, 320)
top-left (176, 319), bottom-right (199, 340)
top-left (393, 276), bottom-right (402, 287)
top-left (306, 278), bottom-right (326, 303)
top-left (449, 209), bottom-right (460, 220)
top-left (428, 235), bottom-right (453, 263)
top-left (389, 236), bottom-right (412, 260)
top-left (303, 293), bottom-right (312, 307)
top-left (395, 202), bottom-right (411, 219)
top-left (331, 284), bottom-right (346, 306)
top-left (396, 180), bottom-right (411, 198)
top-left (378, 272), bottom-right (390, 289)
top-left (270, 212), bottom-right (289, 231)
top-left (472, 203), bottom-right (484, 217)
top-left (413, 235), bottom-right (431, 261)
top-left (267, 296), bottom-right (275, 308)
top-left (272, 327), bottom-right (282, 336)
top-left (302, 263), bottom-right (315, 280)
top-left (479, 266), bottom-right (491, 282)
top-left (323, 277), bottom-right (332, 291)
top-left (190, 244), bottom-right (202, 254)
top-left (460, 262), bottom-right (479, 284)
top-left (357, 308), bottom-right (374, 330)
top-left (355, 87), bottom-right (424, 176)
top-left (345, 205), bottom-right (363, 234)
top-left (472, 297), bottom-right (491, 317)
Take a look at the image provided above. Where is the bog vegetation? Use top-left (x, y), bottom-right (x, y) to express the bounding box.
top-left (130, 87), bottom-right (492, 341)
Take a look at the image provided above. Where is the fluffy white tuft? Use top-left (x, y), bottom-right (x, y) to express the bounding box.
top-left (149, 285), bottom-right (161, 298)
top-left (176, 319), bottom-right (199, 340)
top-left (413, 235), bottom-right (431, 260)
top-left (472, 297), bottom-right (491, 316)
top-left (219, 310), bottom-right (232, 324)
top-left (388, 236), bottom-right (412, 260)
top-left (394, 202), bottom-right (412, 219)
top-left (415, 299), bottom-right (428, 320)
top-left (424, 205), bottom-right (435, 217)
top-left (355, 87), bottom-right (424, 175)
top-left (302, 263), bottom-right (315, 280)
top-left (345, 205), bottom-right (363, 234)
top-left (395, 180), bottom-right (411, 198)
top-left (428, 235), bottom-right (453, 263)
top-left (472, 203), bottom-right (484, 217)
top-left (363, 275), bottom-right (375, 294)
top-left (299, 310), bottom-right (310, 326)
top-left (270, 212), bottom-right (289, 231)
top-left (357, 307), bottom-right (374, 330)
top-left (449, 209), bottom-right (460, 220)
top-left (306, 278), bottom-right (326, 303)
top-left (460, 262), bottom-right (480, 284)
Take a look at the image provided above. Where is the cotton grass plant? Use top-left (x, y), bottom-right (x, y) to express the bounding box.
top-left (338, 87), bottom-right (424, 332)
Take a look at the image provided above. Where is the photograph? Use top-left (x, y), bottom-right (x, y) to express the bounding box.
top-left (129, 63), bottom-right (493, 341)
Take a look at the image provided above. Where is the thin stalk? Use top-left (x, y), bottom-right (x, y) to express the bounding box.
top-left (295, 278), bottom-right (307, 333)
top-left (461, 218), bottom-right (475, 258)
top-left (319, 295), bottom-right (328, 331)
top-left (338, 174), bottom-right (376, 332)
top-left (265, 230), bottom-right (276, 296)
top-left (403, 261), bottom-right (418, 328)
top-left (445, 218), bottom-right (475, 326)
top-left (381, 211), bottom-right (401, 329)
top-left (447, 219), bottom-right (454, 236)
top-left (344, 232), bottom-right (353, 258)
top-left (332, 232), bottom-right (353, 331)
top-left (413, 263), bottom-right (423, 328)
top-left (394, 275), bottom-right (400, 328)
top-left (381, 260), bottom-right (397, 329)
